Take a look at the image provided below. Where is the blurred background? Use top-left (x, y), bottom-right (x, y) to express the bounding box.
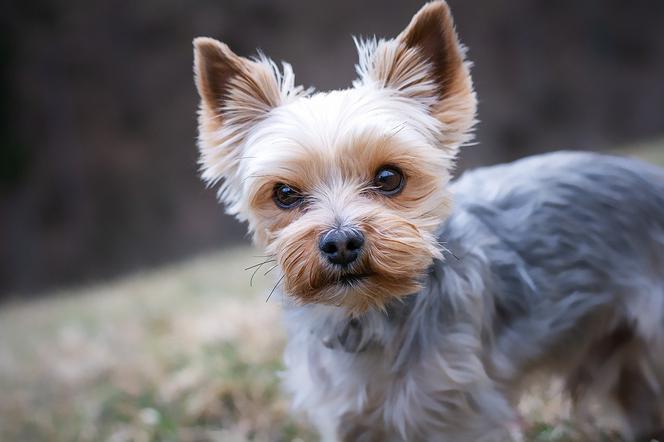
top-left (1, 0), bottom-right (663, 441)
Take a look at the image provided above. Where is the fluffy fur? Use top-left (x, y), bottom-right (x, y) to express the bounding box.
top-left (192, 2), bottom-right (664, 440)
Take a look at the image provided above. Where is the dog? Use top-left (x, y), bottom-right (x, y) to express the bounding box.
top-left (192, 2), bottom-right (664, 440)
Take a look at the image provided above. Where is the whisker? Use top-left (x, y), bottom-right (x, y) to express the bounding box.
top-left (263, 264), bottom-right (279, 276)
top-left (250, 264), bottom-right (263, 287)
top-left (244, 259), bottom-right (276, 270)
top-left (266, 274), bottom-right (286, 302)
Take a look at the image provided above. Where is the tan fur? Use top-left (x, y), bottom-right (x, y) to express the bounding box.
top-left (193, 38), bottom-right (307, 214)
top-left (269, 203), bottom-right (439, 314)
top-left (402, 2), bottom-right (477, 147)
top-left (355, 1), bottom-right (477, 148)
top-left (194, 38), bottom-right (278, 183)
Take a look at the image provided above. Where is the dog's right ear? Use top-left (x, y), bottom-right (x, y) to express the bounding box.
top-left (193, 38), bottom-right (302, 215)
top-left (354, 1), bottom-right (476, 151)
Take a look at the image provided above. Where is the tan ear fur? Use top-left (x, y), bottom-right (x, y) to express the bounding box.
top-left (193, 37), bottom-right (303, 215)
top-left (194, 37), bottom-right (284, 129)
top-left (355, 1), bottom-right (477, 148)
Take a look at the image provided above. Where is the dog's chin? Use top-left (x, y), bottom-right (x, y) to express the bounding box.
top-left (334, 272), bottom-right (374, 287)
top-left (285, 269), bottom-right (423, 314)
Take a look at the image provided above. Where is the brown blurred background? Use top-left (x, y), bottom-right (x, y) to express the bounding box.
top-left (2, 0), bottom-right (664, 298)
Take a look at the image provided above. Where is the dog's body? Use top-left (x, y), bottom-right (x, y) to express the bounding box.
top-left (192, 1), bottom-right (664, 440)
top-left (282, 151), bottom-right (664, 441)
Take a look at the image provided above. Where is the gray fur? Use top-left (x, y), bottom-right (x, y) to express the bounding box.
top-left (281, 151), bottom-right (664, 441)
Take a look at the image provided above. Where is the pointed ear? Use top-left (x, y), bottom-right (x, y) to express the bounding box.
top-left (355, 1), bottom-right (476, 148)
top-left (193, 38), bottom-right (301, 215)
top-left (194, 37), bottom-right (284, 121)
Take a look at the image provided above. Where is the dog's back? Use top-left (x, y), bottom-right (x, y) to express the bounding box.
top-left (445, 151), bottom-right (664, 439)
top-left (450, 151), bottom-right (664, 320)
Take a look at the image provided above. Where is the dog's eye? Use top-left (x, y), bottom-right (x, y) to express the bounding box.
top-left (373, 166), bottom-right (404, 195)
top-left (273, 183), bottom-right (303, 209)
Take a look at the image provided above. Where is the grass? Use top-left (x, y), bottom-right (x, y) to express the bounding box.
top-left (1, 142), bottom-right (662, 442)
top-left (0, 248), bottom-right (316, 442)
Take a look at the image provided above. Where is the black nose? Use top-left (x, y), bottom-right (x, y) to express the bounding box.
top-left (319, 228), bottom-right (365, 266)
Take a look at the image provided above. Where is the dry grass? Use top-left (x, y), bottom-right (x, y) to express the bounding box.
top-left (0, 248), bottom-right (315, 442)
top-left (1, 142), bottom-right (662, 442)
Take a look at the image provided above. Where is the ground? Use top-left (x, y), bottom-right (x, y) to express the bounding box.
top-left (1, 145), bottom-right (662, 442)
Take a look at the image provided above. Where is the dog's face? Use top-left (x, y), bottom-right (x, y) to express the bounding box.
top-left (193, 1), bottom-right (476, 313)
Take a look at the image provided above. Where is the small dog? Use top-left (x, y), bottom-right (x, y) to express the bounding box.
top-left (192, 2), bottom-right (664, 440)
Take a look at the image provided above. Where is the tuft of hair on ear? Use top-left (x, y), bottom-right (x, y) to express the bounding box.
top-left (193, 37), bottom-right (307, 217)
top-left (354, 1), bottom-right (477, 150)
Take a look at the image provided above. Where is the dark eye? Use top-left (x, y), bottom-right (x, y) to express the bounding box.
top-left (373, 166), bottom-right (404, 195)
top-left (273, 183), bottom-right (303, 209)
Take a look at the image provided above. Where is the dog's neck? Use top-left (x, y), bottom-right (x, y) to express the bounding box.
top-left (317, 294), bottom-right (417, 353)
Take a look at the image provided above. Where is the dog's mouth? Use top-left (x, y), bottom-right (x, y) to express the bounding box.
top-left (334, 272), bottom-right (374, 286)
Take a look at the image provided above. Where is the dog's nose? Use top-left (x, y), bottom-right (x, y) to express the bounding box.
top-left (319, 228), bottom-right (365, 266)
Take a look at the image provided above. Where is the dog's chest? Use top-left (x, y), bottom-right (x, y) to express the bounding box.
top-left (281, 320), bottom-right (399, 429)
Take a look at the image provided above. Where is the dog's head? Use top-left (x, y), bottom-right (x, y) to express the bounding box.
top-left (193, 1), bottom-right (476, 314)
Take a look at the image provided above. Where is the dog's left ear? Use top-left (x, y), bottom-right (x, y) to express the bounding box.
top-left (355, 1), bottom-right (476, 148)
top-left (193, 38), bottom-right (304, 216)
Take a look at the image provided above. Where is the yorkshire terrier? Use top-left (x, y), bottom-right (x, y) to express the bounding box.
top-left (192, 1), bottom-right (664, 440)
